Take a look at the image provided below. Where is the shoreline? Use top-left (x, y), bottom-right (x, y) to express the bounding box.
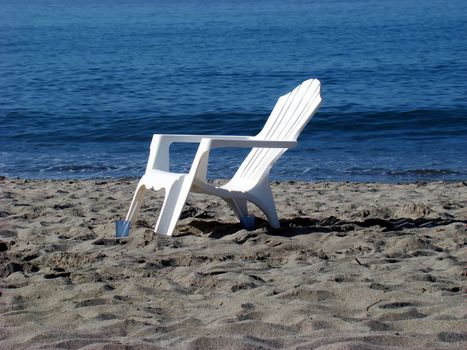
top-left (1, 178), bottom-right (466, 349)
top-left (2, 175), bottom-right (467, 184)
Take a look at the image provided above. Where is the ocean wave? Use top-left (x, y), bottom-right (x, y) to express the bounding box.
top-left (2, 108), bottom-right (466, 143)
top-left (39, 164), bottom-right (121, 173)
top-left (387, 169), bottom-right (465, 177)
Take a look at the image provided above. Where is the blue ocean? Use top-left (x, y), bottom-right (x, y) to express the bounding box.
top-left (1, 0), bottom-right (466, 182)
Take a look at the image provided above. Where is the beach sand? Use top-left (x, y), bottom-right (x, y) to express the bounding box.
top-left (1, 178), bottom-right (466, 349)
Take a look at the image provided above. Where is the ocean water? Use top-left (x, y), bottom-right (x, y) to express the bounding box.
top-left (1, 0), bottom-right (466, 182)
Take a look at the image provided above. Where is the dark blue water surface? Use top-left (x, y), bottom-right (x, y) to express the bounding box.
top-left (1, 0), bottom-right (466, 181)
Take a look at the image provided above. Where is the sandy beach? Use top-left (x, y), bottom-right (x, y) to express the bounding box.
top-left (0, 178), bottom-right (466, 349)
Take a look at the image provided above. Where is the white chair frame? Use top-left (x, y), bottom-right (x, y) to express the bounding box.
top-left (125, 79), bottom-right (322, 236)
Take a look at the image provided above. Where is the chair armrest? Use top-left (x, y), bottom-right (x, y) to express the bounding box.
top-left (146, 134), bottom-right (252, 172)
top-left (208, 138), bottom-right (297, 149)
top-left (151, 134), bottom-right (296, 149)
top-left (151, 134), bottom-right (252, 145)
top-left (186, 137), bottom-right (296, 182)
top-left (146, 134), bottom-right (296, 174)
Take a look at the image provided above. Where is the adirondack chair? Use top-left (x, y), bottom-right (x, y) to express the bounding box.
top-left (124, 78), bottom-right (322, 236)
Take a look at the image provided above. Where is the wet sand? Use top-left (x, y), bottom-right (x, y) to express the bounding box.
top-left (1, 178), bottom-right (466, 349)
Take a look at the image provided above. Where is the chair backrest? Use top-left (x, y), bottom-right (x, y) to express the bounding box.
top-left (233, 79), bottom-right (321, 182)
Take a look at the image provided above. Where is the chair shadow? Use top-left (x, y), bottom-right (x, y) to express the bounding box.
top-left (181, 215), bottom-right (466, 239)
top-left (273, 216), bottom-right (466, 238)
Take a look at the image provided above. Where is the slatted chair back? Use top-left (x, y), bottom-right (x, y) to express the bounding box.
top-left (233, 79), bottom-right (321, 181)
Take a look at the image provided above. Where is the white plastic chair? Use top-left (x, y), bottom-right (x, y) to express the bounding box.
top-left (125, 78), bottom-right (322, 236)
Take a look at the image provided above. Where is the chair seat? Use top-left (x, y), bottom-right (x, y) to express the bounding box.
top-left (192, 178), bottom-right (250, 198)
top-left (141, 169), bottom-right (251, 200)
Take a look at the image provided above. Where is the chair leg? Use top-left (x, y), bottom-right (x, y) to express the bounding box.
top-left (226, 199), bottom-right (248, 219)
top-left (126, 183), bottom-right (146, 226)
top-left (257, 199), bottom-right (280, 228)
top-left (154, 177), bottom-right (192, 236)
top-left (226, 199), bottom-right (256, 229)
top-left (251, 184), bottom-right (280, 229)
